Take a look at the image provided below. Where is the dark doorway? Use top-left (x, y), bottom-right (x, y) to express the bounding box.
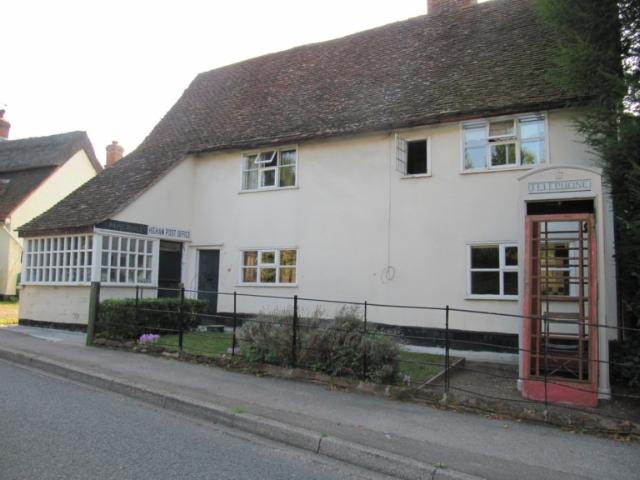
top-left (198, 250), bottom-right (220, 316)
top-left (158, 241), bottom-right (182, 298)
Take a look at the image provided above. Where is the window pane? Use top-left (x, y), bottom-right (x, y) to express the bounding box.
top-left (464, 147), bottom-right (485, 169)
top-left (521, 140), bottom-right (545, 165)
top-left (471, 271), bottom-right (500, 295)
top-left (243, 251), bottom-right (258, 266)
top-left (146, 241), bottom-right (152, 253)
top-left (464, 125), bottom-right (486, 146)
top-left (504, 272), bottom-right (518, 295)
top-left (407, 140), bottom-right (427, 175)
top-left (260, 268), bottom-right (276, 283)
top-left (129, 239), bottom-right (136, 252)
top-left (128, 270), bottom-right (135, 283)
top-left (260, 169), bottom-right (276, 187)
top-left (259, 151), bottom-right (277, 167)
top-left (520, 118), bottom-right (545, 139)
top-left (242, 268), bottom-right (257, 283)
top-left (489, 120), bottom-right (515, 137)
top-left (121, 238), bottom-right (128, 251)
top-left (260, 251), bottom-right (275, 264)
top-left (280, 267), bottom-right (296, 284)
top-left (109, 269), bottom-right (117, 283)
top-left (102, 236), bottom-right (110, 251)
top-left (505, 246), bottom-right (518, 266)
top-left (490, 143), bottom-right (516, 166)
top-left (245, 154), bottom-right (258, 170)
top-left (279, 166), bottom-right (296, 187)
top-left (243, 170), bottom-right (258, 190)
top-left (280, 250), bottom-right (297, 266)
top-left (471, 246), bottom-right (499, 268)
top-left (280, 150), bottom-right (296, 166)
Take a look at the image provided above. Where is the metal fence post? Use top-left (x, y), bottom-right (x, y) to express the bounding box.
top-left (178, 284), bottom-right (185, 352)
top-left (134, 285), bottom-right (139, 330)
top-left (444, 305), bottom-right (450, 396)
top-left (86, 281), bottom-right (101, 346)
top-left (231, 291), bottom-right (238, 357)
top-left (292, 294), bottom-right (298, 368)
top-left (362, 301), bottom-right (368, 381)
top-left (543, 313), bottom-right (549, 414)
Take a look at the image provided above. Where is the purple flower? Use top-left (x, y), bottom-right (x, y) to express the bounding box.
top-left (138, 333), bottom-right (160, 344)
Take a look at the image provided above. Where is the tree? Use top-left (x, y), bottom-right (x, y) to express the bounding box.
top-left (536, 0), bottom-right (640, 387)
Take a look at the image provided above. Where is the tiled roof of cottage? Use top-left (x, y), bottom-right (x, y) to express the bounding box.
top-left (19, 0), bottom-right (578, 236)
top-left (0, 131), bottom-right (100, 220)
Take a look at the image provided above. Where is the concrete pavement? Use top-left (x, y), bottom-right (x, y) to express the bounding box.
top-left (0, 326), bottom-right (638, 480)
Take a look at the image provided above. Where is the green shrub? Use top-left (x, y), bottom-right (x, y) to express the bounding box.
top-left (96, 297), bottom-right (206, 340)
top-left (611, 336), bottom-right (640, 391)
top-left (239, 306), bottom-right (400, 384)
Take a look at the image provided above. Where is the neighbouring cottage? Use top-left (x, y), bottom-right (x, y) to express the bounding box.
top-left (0, 113), bottom-right (102, 298)
top-left (17, 0), bottom-right (618, 406)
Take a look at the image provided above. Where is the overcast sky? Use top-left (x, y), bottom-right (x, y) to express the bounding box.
top-left (2, 0), bottom-right (432, 164)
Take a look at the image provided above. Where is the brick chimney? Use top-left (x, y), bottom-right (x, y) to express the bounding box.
top-left (106, 140), bottom-right (124, 167)
top-left (0, 110), bottom-right (11, 141)
top-left (428, 0), bottom-right (477, 15)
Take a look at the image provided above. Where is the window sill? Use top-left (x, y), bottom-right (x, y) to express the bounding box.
top-left (236, 283), bottom-right (298, 288)
top-left (400, 173), bottom-right (432, 179)
top-left (21, 282), bottom-right (93, 287)
top-left (239, 186), bottom-right (299, 194)
top-left (465, 295), bottom-right (519, 301)
top-left (460, 164), bottom-right (543, 175)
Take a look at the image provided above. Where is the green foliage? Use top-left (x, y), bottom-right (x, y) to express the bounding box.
top-left (238, 306), bottom-right (401, 384)
top-left (611, 336), bottom-right (640, 389)
top-left (96, 297), bottom-right (206, 340)
top-left (536, 0), bottom-right (640, 387)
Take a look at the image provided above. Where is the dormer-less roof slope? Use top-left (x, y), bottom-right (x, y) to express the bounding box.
top-left (0, 131), bottom-right (101, 220)
top-left (19, 0), bottom-right (577, 236)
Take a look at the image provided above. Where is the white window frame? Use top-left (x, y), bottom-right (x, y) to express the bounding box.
top-left (396, 135), bottom-right (432, 178)
top-left (22, 235), bottom-right (94, 286)
top-left (240, 146), bottom-right (298, 192)
top-left (460, 113), bottom-right (548, 173)
top-left (97, 232), bottom-right (158, 287)
top-left (239, 248), bottom-right (298, 287)
top-left (466, 243), bottom-right (519, 300)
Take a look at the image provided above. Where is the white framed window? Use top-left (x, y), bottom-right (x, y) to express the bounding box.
top-left (467, 243), bottom-right (518, 299)
top-left (396, 136), bottom-right (431, 176)
top-left (242, 147), bottom-right (297, 191)
top-left (23, 235), bottom-right (93, 284)
top-left (240, 248), bottom-right (297, 285)
top-left (100, 234), bottom-right (154, 285)
top-left (462, 114), bottom-right (546, 171)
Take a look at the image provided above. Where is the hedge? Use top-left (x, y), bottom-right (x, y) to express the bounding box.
top-left (239, 306), bottom-right (400, 384)
top-left (96, 297), bottom-right (206, 340)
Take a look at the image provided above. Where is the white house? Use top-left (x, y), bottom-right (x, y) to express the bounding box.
top-left (17, 0), bottom-right (617, 406)
top-left (0, 117), bottom-right (102, 298)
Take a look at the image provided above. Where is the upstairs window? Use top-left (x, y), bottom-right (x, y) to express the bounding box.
top-left (396, 137), bottom-right (430, 176)
top-left (241, 248), bottom-right (297, 285)
top-left (463, 115), bottom-right (546, 171)
top-left (242, 148), bottom-right (297, 191)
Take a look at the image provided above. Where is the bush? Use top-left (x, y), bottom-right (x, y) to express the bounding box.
top-left (96, 297), bottom-right (206, 340)
top-left (611, 336), bottom-right (640, 391)
top-left (239, 306), bottom-right (400, 384)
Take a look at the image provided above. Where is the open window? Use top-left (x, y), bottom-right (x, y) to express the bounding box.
top-left (242, 148), bottom-right (297, 191)
top-left (463, 114), bottom-right (546, 171)
top-left (396, 136), bottom-right (429, 176)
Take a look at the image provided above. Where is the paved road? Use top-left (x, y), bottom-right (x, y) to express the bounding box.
top-left (0, 361), bottom-right (391, 480)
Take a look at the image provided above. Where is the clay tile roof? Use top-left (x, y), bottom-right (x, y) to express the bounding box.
top-left (19, 0), bottom-right (577, 236)
top-left (0, 131), bottom-right (101, 220)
